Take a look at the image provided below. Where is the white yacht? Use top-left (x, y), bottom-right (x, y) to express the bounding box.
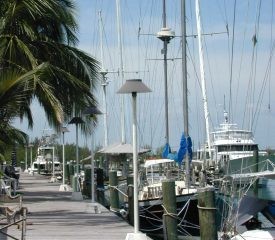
top-left (29, 145), bottom-right (61, 176)
top-left (196, 111), bottom-right (267, 173)
top-left (212, 111), bottom-right (259, 165)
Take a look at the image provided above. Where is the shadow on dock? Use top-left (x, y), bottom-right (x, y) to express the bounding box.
top-left (6, 172), bottom-right (138, 240)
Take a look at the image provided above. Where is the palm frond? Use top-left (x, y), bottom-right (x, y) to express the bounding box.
top-left (0, 0), bottom-right (78, 45)
top-left (0, 0), bottom-right (101, 138)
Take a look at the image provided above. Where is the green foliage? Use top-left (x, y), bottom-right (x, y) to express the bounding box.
top-left (0, 0), bottom-right (101, 155)
top-left (60, 143), bottom-right (90, 162)
top-left (0, 0), bottom-right (100, 128)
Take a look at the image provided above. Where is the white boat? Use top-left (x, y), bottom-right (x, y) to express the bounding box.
top-left (231, 229), bottom-right (275, 240)
top-left (94, 0), bottom-right (273, 238)
top-left (127, 158), bottom-right (200, 235)
top-left (140, 159), bottom-right (198, 201)
top-left (212, 111), bottom-right (266, 164)
top-left (114, 0), bottom-right (202, 236)
top-left (29, 145), bottom-right (61, 176)
top-left (196, 110), bottom-right (268, 173)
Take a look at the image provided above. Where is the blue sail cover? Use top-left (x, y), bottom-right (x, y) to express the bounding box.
top-left (162, 143), bottom-right (171, 158)
top-left (167, 152), bottom-right (177, 160)
top-left (187, 136), bottom-right (193, 161)
top-left (176, 133), bottom-right (187, 164)
top-left (175, 133), bottom-right (193, 164)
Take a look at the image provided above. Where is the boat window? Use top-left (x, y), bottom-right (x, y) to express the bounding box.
top-left (217, 145), bottom-right (258, 152)
top-left (214, 131), bottom-right (253, 140)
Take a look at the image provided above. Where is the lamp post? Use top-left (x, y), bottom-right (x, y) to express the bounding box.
top-left (69, 117), bottom-right (85, 175)
top-left (117, 79), bottom-right (151, 238)
top-left (59, 126), bottom-right (69, 191)
top-left (29, 143), bottom-right (34, 174)
top-left (69, 117), bottom-right (84, 200)
top-left (51, 145), bottom-right (56, 182)
top-left (83, 106), bottom-right (102, 203)
top-left (24, 145), bottom-right (28, 173)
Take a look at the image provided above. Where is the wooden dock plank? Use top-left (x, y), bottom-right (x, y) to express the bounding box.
top-left (5, 172), bottom-right (142, 240)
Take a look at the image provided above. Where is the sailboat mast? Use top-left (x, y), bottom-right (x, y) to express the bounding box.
top-left (181, 0), bottom-right (190, 188)
top-left (116, 0), bottom-right (126, 144)
top-left (157, 0), bottom-right (175, 145)
top-left (195, 0), bottom-right (212, 161)
top-left (162, 0), bottom-right (169, 145)
top-left (99, 11), bottom-right (109, 149)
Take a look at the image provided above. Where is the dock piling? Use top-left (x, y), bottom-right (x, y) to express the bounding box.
top-left (109, 171), bottom-right (119, 212)
top-left (83, 168), bottom-right (91, 197)
top-left (198, 187), bottom-right (217, 240)
top-left (162, 180), bottom-right (177, 240)
top-left (96, 168), bottom-right (105, 205)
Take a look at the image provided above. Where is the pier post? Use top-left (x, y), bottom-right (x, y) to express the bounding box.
top-left (83, 168), bottom-right (91, 197)
top-left (69, 162), bottom-right (74, 185)
top-left (162, 180), bottom-right (177, 240)
top-left (109, 171), bottom-right (119, 211)
top-left (72, 175), bottom-right (78, 192)
top-left (96, 168), bottom-right (105, 205)
top-left (21, 207), bottom-right (27, 240)
top-left (127, 175), bottom-right (134, 226)
top-left (198, 187), bottom-right (217, 240)
top-left (65, 163), bottom-right (70, 183)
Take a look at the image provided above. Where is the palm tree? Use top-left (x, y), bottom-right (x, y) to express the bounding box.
top-left (0, 0), bottom-right (100, 130)
top-left (0, 68), bottom-right (32, 155)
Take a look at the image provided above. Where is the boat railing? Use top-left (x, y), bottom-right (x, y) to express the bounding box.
top-left (147, 186), bottom-right (162, 199)
top-left (263, 159), bottom-right (275, 170)
top-left (229, 158), bottom-right (275, 176)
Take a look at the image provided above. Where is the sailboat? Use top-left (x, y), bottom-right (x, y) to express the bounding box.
top-left (120, 0), bottom-right (202, 237)
top-left (88, 0), bottom-right (274, 238)
top-left (129, 0), bottom-right (274, 237)
top-left (89, 1), bottom-right (201, 236)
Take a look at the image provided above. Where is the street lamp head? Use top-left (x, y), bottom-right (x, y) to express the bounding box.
top-left (61, 126), bottom-right (69, 133)
top-left (68, 117), bottom-right (85, 125)
top-left (83, 106), bottom-right (102, 116)
top-left (117, 79), bottom-right (152, 94)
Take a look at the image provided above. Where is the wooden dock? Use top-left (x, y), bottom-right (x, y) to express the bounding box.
top-left (5, 172), bottom-right (141, 240)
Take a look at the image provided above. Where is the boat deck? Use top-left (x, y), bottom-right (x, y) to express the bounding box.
top-left (4, 172), bottom-right (140, 240)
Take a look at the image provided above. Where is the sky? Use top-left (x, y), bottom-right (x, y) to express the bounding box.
top-left (14, 0), bottom-right (275, 153)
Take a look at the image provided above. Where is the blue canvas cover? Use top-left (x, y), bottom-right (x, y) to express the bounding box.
top-left (176, 133), bottom-right (187, 164)
top-left (162, 143), bottom-right (171, 158)
top-left (187, 135), bottom-right (193, 161)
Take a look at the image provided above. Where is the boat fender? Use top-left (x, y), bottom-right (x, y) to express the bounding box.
top-left (177, 186), bottom-right (183, 195)
top-left (119, 209), bottom-right (128, 218)
top-left (142, 191), bottom-right (148, 200)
